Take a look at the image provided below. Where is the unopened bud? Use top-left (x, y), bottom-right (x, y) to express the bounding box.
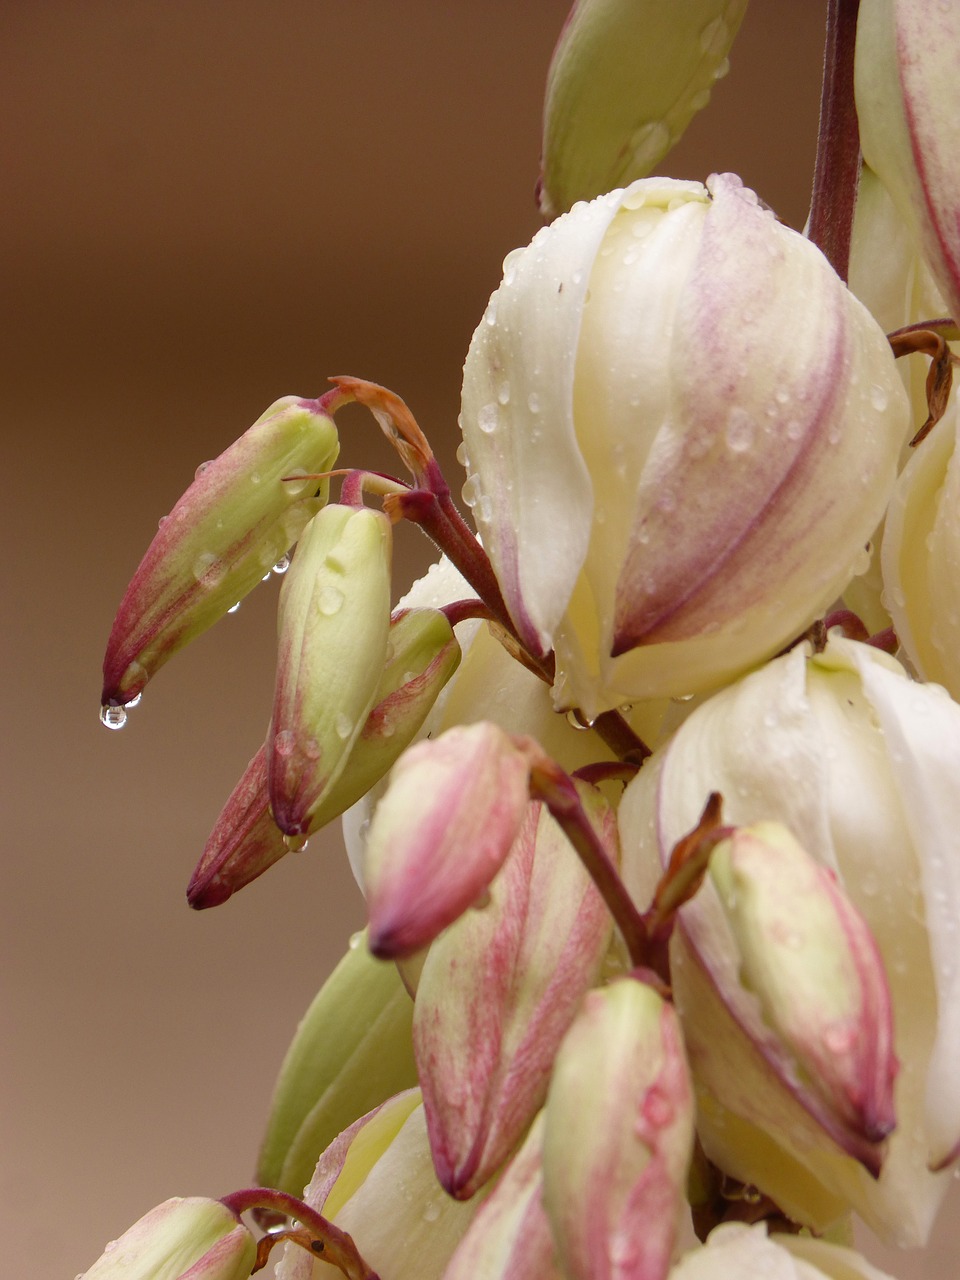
top-left (79, 1197), bottom-right (255, 1280)
top-left (102, 397), bottom-right (338, 706)
top-left (363, 723), bottom-right (532, 958)
top-left (543, 977), bottom-right (694, 1280)
top-left (709, 822), bottom-right (897, 1143)
top-left (268, 504), bottom-right (392, 839)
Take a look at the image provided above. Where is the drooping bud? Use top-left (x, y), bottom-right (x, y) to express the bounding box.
top-left (102, 396), bottom-right (339, 707)
top-left (78, 1197), bottom-right (256, 1280)
top-left (855, 0), bottom-right (960, 321)
top-left (186, 746), bottom-right (286, 909)
top-left (363, 723), bottom-right (532, 958)
top-left (256, 930), bottom-right (417, 1201)
top-left (539, 0), bottom-right (747, 217)
top-left (414, 783), bottom-right (615, 1198)
top-left (268, 503), bottom-right (392, 840)
top-left (708, 822), bottom-right (897, 1144)
top-left (542, 976), bottom-right (695, 1280)
top-left (187, 608), bottom-right (459, 908)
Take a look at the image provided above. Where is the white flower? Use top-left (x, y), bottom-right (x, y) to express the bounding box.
top-left (619, 635), bottom-right (960, 1244)
top-left (460, 174), bottom-right (909, 719)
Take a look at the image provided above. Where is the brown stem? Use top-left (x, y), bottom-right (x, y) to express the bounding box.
top-left (807, 0), bottom-right (861, 280)
top-left (529, 760), bottom-right (652, 969)
top-left (219, 1189), bottom-right (379, 1280)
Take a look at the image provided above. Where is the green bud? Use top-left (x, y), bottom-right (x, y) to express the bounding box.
top-left (102, 397), bottom-right (339, 707)
top-left (256, 931), bottom-right (418, 1199)
top-left (79, 1198), bottom-right (255, 1280)
top-left (268, 504), bottom-right (392, 839)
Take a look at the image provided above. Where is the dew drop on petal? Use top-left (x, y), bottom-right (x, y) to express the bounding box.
top-left (869, 384), bottom-right (889, 412)
top-left (349, 930), bottom-right (363, 950)
top-left (317, 586), bottom-right (344, 616)
top-left (527, 391), bottom-right (541, 414)
top-left (194, 460), bottom-right (212, 480)
top-left (272, 554), bottom-right (291, 575)
top-left (725, 408), bottom-right (755, 454)
top-left (477, 403), bottom-right (499, 434)
top-left (699, 15), bottom-right (730, 55)
top-left (100, 704), bottom-right (127, 731)
top-left (335, 712), bottom-right (354, 740)
top-left (227, 601), bottom-right (241, 614)
top-left (422, 1201), bottom-right (441, 1224)
top-left (275, 729), bottom-right (296, 758)
top-left (126, 691), bottom-right (143, 708)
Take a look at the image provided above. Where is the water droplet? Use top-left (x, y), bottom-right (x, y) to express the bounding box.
top-left (194, 460), bottom-right (212, 480)
top-left (157, 514), bottom-right (168, 530)
top-left (869, 383), bottom-right (889, 412)
top-left (317, 586), bottom-right (344, 616)
top-left (304, 736), bottom-right (321, 760)
top-left (422, 1201), bottom-right (441, 1223)
top-left (99, 704), bottom-right (127, 731)
top-left (714, 56), bottom-right (731, 80)
top-left (126, 691), bottom-right (142, 708)
top-left (250, 471), bottom-right (261, 485)
top-left (629, 121), bottom-right (671, 170)
top-left (477, 403), bottom-right (499, 434)
top-left (193, 551), bottom-right (225, 587)
top-left (456, 441), bottom-right (470, 467)
top-left (227, 600), bottom-right (241, 614)
top-left (565, 709), bottom-right (592, 731)
top-left (262, 570), bottom-right (272, 581)
top-left (497, 382), bottom-right (511, 406)
top-left (283, 831), bottom-right (308, 852)
top-left (484, 297), bottom-right (499, 327)
top-left (527, 391), bottom-right (541, 414)
top-left (335, 712), bottom-right (353, 740)
top-left (349, 930), bottom-right (363, 950)
top-left (461, 474), bottom-right (481, 509)
top-left (725, 408), bottom-right (755, 453)
top-left (699, 15), bottom-right (730, 55)
top-left (275, 729), bottom-right (295, 757)
top-left (273, 554), bottom-right (291, 575)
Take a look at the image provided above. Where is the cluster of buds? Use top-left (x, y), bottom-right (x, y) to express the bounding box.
top-left (89, 1), bottom-right (960, 1279)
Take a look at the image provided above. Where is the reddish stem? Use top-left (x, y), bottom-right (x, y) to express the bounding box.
top-left (807, 0), bottom-right (861, 280)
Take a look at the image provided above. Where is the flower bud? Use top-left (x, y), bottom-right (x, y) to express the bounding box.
top-left (855, 0), bottom-right (960, 321)
top-left (256, 931), bottom-right (417, 1201)
top-left (413, 784), bottom-right (614, 1198)
top-left (79, 1198), bottom-right (255, 1280)
top-left (539, 0), bottom-right (747, 217)
top-left (461, 174), bottom-right (908, 718)
top-left (709, 822), bottom-right (897, 1144)
top-left (542, 977), bottom-right (695, 1280)
top-left (619, 634), bottom-right (960, 1244)
top-left (362, 723), bottom-right (533, 958)
top-left (268, 504), bottom-right (392, 839)
top-left (102, 396), bottom-right (339, 707)
top-left (187, 608), bottom-right (460, 908)
top-left (275, 1092), bottom-right (478, 1280)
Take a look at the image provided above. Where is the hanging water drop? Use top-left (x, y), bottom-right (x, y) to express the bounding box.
top-left (100, 704), bottom-right (128, 731)
top-left (126, 691), bottom-right (143, 709)
top-left (194, 460), bottom-right (212, 480)
top-left (227, 601), bottom-right (241, 614)
top-left (273, 553), bottom-right (291, 575)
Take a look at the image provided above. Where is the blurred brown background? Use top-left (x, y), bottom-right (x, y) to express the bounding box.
top-left (2, 3), bottom-right (954, 1277)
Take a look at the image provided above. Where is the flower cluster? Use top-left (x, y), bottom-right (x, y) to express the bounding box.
top-left (86, 2), bottom-right (960, 1279)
